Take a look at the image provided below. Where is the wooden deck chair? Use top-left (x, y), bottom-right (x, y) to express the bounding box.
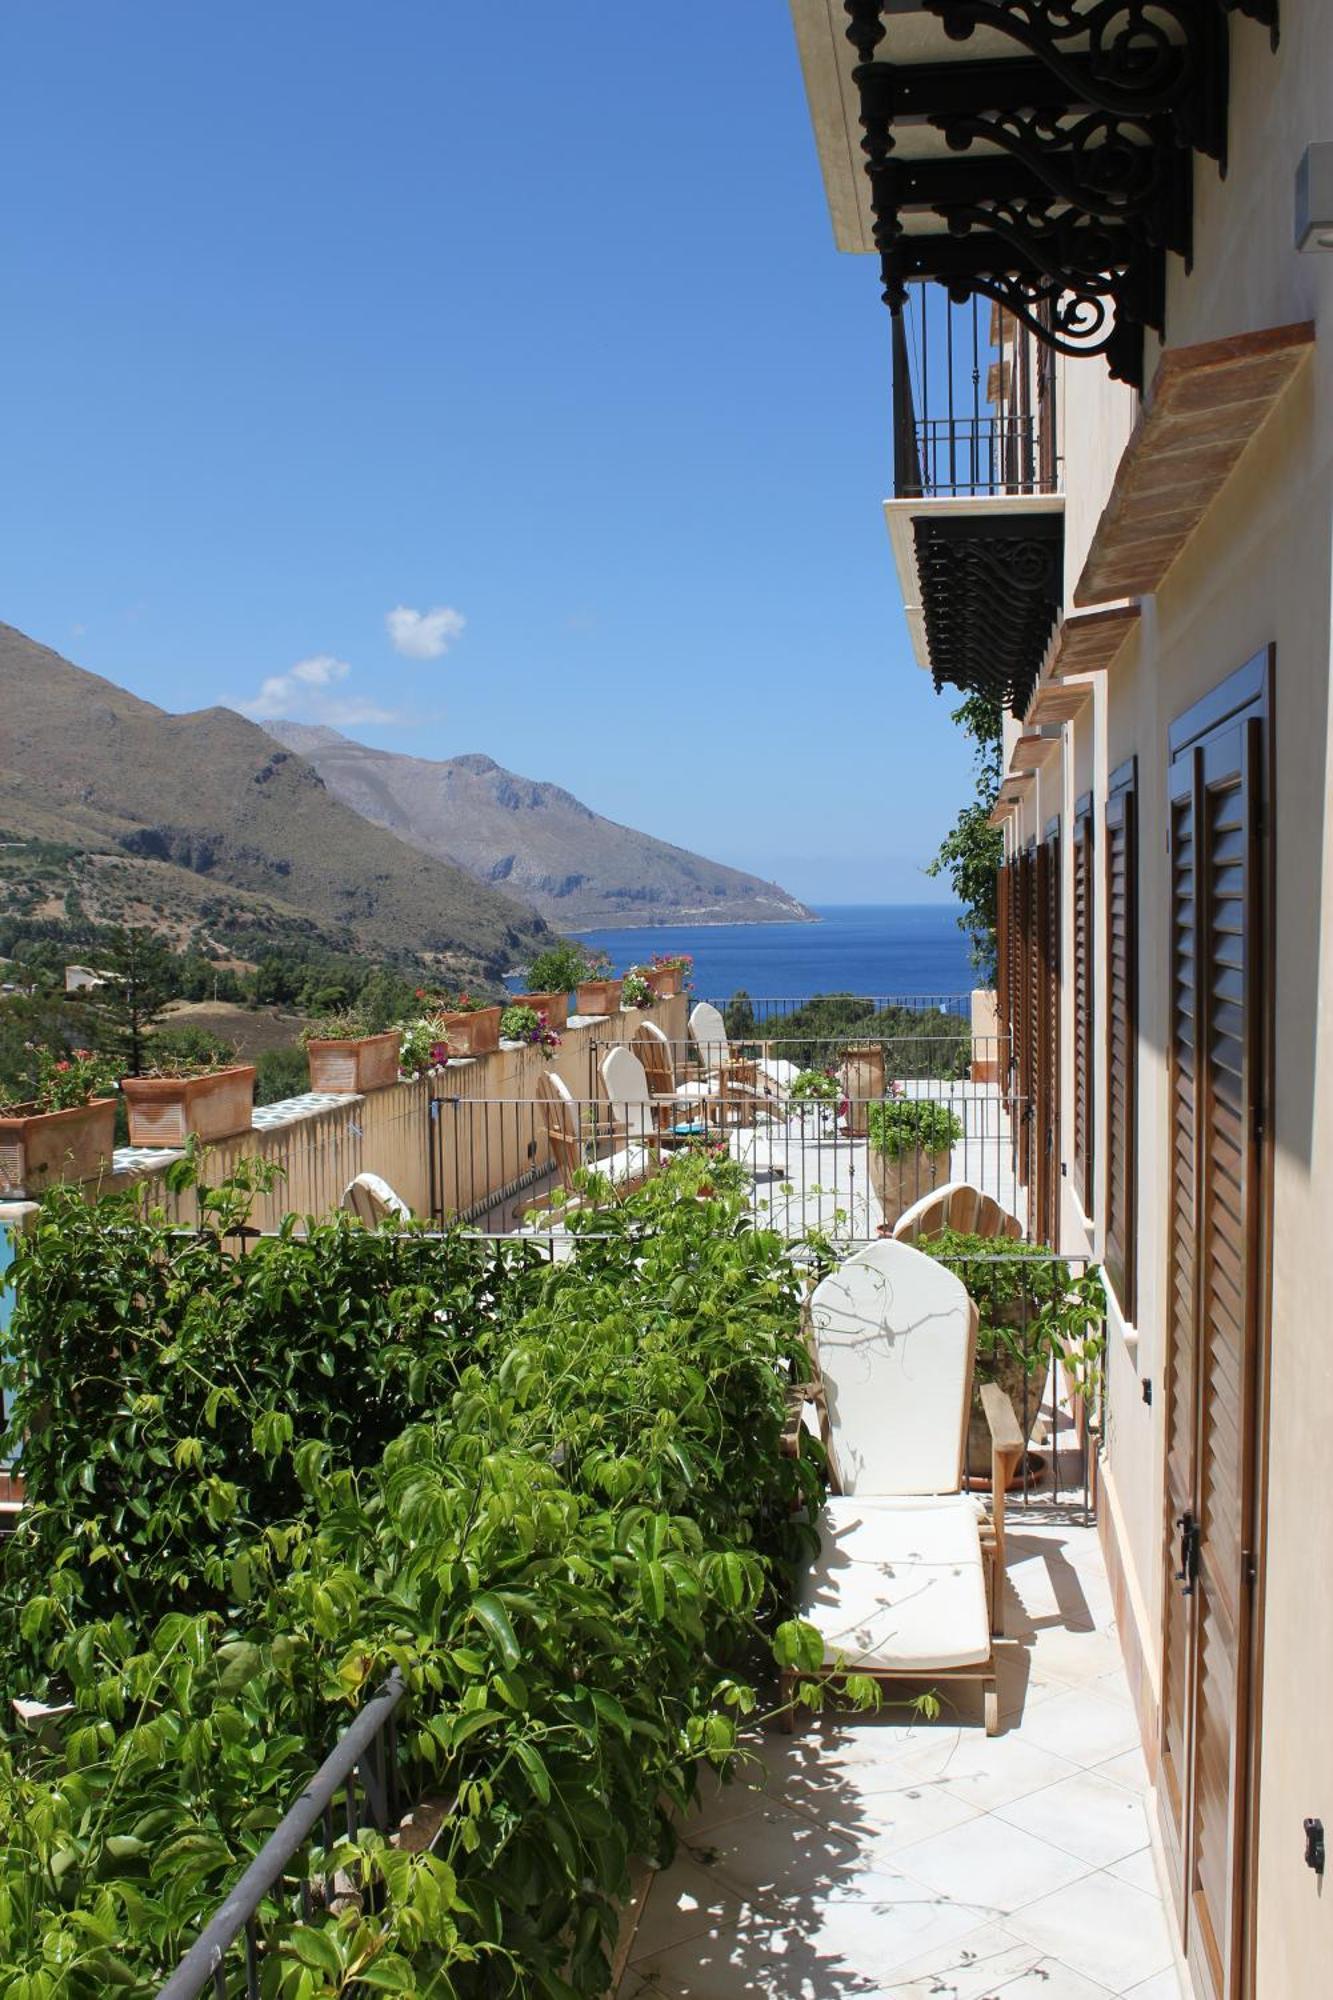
top-left (781, 1238), bottom-right (1022, 1735)
top-left (688, 1001), bottom-right (799, 1110)
top-left (631, 1020), bottom-right (718, 1133)
top-left (600, 1044), bottom-right (661, 1154)
top-left (342, 1173), bottom-right (412, 1226)
top-left (535, 1070), bottom-right (582, 1194)
top-left (892, 1180), bottom-right (1024, 1245)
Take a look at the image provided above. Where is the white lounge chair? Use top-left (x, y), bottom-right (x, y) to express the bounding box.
top-left (892, 1180), bottom-right (1024, 1246)
top-left (342, 1173), bottom-right (413, 1226)
top-left (600, 1044), bottom-right (665, 1152)
top-left (782, 1238), bottom-right (1021, 1735)
top-left (688, 1001), bottom-right (800, 1107)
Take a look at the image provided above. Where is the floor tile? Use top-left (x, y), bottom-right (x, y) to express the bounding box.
top-left (1121, 1971), bottom-right (1187, 1999)
top-left (870, 1726), bottom-right (1080, 1814)
top-left (1106, 1845), bottom-right (1160, 1897)
top-left (983, 1961), bottom-right (1115, 2000)
top-left (995, 1768), bottom-right (1150, 1868)
top-left (1010, 1688), bottom-right (1143, 1769)
top-left (1097, 1744), bottom-right (1151, 1795)
top-left (1004, 1871), bottom-right (1177, 1990)
top-left (872, 1920), bottom-right (1045, 1999)
top-left (628, 1855), bottom-right (748, 1964)
top-left (684, 1798), bottom-right (860, 1914)
top-left (892, 1812), bottom-right (1094, 1916)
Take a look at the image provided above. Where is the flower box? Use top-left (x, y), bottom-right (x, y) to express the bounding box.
top-left (575, 978), bottom-right (624, 1017)
top-left (436, 1005), bottom-right (502, 1058)
top-left (645, 966), bottom-right (680, 999)
top-left (511, 990), bottom-right (569, 1032)
top-left (306, 1030), bottom-right (402, 1095)
top-left (0, 1097), bottom-right (117, 1198)
top-left (121, 1066), bottom-right (257, 1148)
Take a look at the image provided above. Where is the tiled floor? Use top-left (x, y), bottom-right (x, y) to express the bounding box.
top-left (618, 1512), bottom-right (1188, 2000)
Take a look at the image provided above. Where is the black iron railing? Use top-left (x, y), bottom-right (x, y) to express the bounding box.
top-left (893, 287), bottom-right (1058, 501)
top-left (155, 1671), bottom-right (408, 2000)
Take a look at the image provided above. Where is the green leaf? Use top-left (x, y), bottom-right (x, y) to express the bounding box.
top-left (470, 1591), bottom-right (520, 1668)
top-left (287, 1924), bottom-right (344, 1973)
top-left (513, 1738), bottom-right (552, 1804)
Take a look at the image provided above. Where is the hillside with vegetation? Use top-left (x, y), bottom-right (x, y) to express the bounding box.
top-left (0, 625), bottom-right (549, 985)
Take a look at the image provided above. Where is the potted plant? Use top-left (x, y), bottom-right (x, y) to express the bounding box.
top-left (647, 951), bottom-right (693, 999)
top-left (301, 1009), bottom-right (402, 1094)
top-left (0, 1047), bottom-right (119, 1198)
top-left (418, 988), bottom-right (502, 1058)
top-left (865, 1098), bottom-right (963, 1227)
top-left (788, 1067), bottom-right (841, 1133)
top-left (920, 1230), bottom-right (1106, 1483)
top-left (121, 1055), bottom-right (257, 1148)
top-left (574, 951), bottom-right (622, 1017)
top-left (397, 1015), bottom-right (451, 1080)
top-left (517, 940), bottom-right (592, 1027)
top-left (500, 1004), bottom-right (562, 1060)
top-left (620, 967), bottom-right (655, 1011)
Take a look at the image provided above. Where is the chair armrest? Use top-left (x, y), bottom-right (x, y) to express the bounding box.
top-left (780, 1382), bottom-right (815, 1459)
top-left (980, 1382), bottom-right (1023, 1459)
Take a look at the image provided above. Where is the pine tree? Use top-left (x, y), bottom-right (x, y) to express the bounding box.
top-left (92, 926), bottom-right (174, 1076)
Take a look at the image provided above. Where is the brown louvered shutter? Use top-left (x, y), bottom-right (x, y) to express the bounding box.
top-left (1034, 825), bottom-right (1061, 1246)
top-left (996, 859), bottom-right (1011, 1091)
top-left (1104, 762), bottom-right (1138, 1317)
top-left (1015, 846), bottom-right (1036, 1192)
top-left (1159, 659), bottom-right (1269, 2000)
top-left (1072, 798), bottom-right (1094, 1216)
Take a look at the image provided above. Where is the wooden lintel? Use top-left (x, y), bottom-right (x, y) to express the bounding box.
top-left (1049, 603), bottom-right (1141, 680)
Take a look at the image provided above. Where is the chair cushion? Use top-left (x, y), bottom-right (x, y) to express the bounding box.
top-left (799, 1494), bottom-right (990, 1672)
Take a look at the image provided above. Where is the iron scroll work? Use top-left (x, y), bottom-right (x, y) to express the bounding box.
top-left (913, 510), bottom-right (1062, 713)
top-left (842, 0), bottom-right (1275, 388)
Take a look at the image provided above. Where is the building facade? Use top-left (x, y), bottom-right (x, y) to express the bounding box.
top-left (791, 4), bottom-right (1332, 1995)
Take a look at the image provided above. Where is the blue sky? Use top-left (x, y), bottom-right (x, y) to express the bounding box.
top-left (1, 1), bottom-right (972, 905)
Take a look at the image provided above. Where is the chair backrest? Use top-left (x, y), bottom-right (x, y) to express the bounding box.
top-left (892, 1180), bottom-right (1024, 1246)
top-left (601, 1044), bottom-right (655, 1141)
top-left (535, 1070), bottom-right (581, 1190)
top-left (689, 1001), bottom-right (730, 1071)
top-left (809, 1239), bottom-right (977, 1497)
top-left (632, 1019), bottom-right (676, 1097)
top-left (342, 1173), bottom-right (412, 1226)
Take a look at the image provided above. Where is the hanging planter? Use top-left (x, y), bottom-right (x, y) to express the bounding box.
top-left (121, 1065), bottom-right (257, 1148)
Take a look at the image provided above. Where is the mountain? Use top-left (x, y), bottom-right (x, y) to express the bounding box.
top-left (0, 626), bottom-right (548, 980)
top-left (264, 725), bottom-right (815, 930)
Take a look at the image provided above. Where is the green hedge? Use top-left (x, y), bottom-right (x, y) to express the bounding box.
top-left (0, 1155), bottom-right (826, 1997)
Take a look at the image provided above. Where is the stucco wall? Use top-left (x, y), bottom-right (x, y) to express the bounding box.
top-left (1049, 8), bottom-right (1333, 1989)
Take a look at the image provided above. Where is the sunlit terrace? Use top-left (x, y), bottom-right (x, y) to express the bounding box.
top-left (0, 991), bottom-right (1184, 1997)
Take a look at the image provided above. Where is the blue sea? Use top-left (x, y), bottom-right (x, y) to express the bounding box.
top-left (512, 904), bottom-right (974, 1008)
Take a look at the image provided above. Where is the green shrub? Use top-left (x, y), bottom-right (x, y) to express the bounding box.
top-left (866, 1098), bottom-right (964, 1160)
top-left (254, 1043), bottom-right (313, 1104)
top-left (0, 1153), bottom-right (829, 1996)
top-left (524, 940), bottom-right (598, 993)
top-left (919, 1227), bottom-right (1105, 1390)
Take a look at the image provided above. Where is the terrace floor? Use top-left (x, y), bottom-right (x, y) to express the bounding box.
top-left (618, 1507), bottom-right (1186, 2000)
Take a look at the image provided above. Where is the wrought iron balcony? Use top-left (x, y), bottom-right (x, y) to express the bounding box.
top-left (892, 288), bottom-right (1057, 501)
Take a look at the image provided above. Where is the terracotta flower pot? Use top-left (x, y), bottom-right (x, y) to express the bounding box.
top-left (0, 1097), bottom-right (117, 1198)
top-left (512, 990), bottom-right (569, 1032)
top-left (437, 1006), bottom-right (501, 1058)
top-left (869, 1144), bottom-right (952, 1229)
top-left (575, 979), bottom-right (623, 1017)
top-left (121, 1066), bottom-right (256, 1148)
top-left (646, 966), bottom-right (680, 999)
top-left (840, 1044), bottom-right (887, 1139)
top-left (306, 1030), bottom-right (402, 1094)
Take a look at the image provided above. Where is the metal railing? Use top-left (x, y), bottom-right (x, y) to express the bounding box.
top-left (429, 1064), bottom-right (1021, 1243)
top-left (156, 1671), bottom-right (408, 2000)
top-left (893, 287), bottom-right (1058, 501)
top-left (697, 992), bottom-right (974, 1025)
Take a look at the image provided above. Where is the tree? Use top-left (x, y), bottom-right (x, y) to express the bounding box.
top-left (926, 695), bottom-right (1004, 986)
top-left (92, 926), bottom-right (174, 1075)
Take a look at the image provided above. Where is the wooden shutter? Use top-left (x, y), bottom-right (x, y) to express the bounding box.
top-left (1159, 658), bottom-right (1270, 2000)
top-left (1034, 825), bottom-right (1060, 1246)
top-left (1105, 762), bottom-right (1138, 1317)
top-left (1014, 846), bottom-right (1035, 1188)
top-left (1072, 797), bottom-right (1095, 1216)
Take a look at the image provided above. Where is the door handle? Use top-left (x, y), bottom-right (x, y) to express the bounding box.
top-left (1175, 1512), bottom-right (1200, 1596)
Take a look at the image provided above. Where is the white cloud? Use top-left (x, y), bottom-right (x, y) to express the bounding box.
top-left (385, 603), bottom-right (466, 660)
top-left (235, 654), bottom-right (406, 728)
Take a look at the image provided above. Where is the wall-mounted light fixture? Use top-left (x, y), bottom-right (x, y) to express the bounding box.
top-left (1295, 145), bottom-right (1333, 252)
